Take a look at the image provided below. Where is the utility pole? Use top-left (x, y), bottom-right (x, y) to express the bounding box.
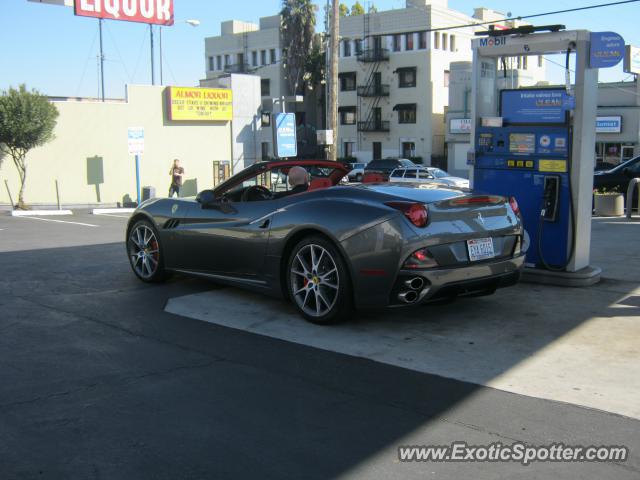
top-left (327, 0), bottom-right (339, 161)
top-left (150, 24), bottom-right (155, 85)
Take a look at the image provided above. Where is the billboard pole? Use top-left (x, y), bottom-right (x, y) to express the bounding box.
top-left (98, 18), bottom-right (105, 101)
top-left (150, 24), bottom-right (155, 85)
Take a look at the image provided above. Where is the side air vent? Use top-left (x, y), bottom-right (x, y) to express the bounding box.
top-left (163, 219), bottom-right (180, 230)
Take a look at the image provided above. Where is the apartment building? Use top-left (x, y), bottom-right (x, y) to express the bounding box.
top-left (201, 0), bottom-right (546, 166)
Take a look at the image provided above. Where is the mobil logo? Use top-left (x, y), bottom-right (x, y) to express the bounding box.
top-left (479, 36), bottom-right (507, 47)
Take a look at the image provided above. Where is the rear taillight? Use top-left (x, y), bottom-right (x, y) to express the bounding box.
top-left (385, 202), bottom-right (429, 228)
top-left (403, 248), bottom-right (439, 269)
top-left (509, 196), bottom-right (520, 216)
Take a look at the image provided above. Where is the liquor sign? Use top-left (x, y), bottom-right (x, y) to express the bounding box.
top-left (166, 87), bottom-right (233, 122)
top-left (74, 0), bottom-right (174, 26)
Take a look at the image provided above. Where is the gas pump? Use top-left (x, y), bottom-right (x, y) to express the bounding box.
top-left (469, 27), bottom-right (607, 285)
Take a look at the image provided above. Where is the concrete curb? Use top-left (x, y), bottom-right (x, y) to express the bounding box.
top-left (91, 208), bottom-right (136, 215)
top-left (10, 210), bottom-right (74, 217)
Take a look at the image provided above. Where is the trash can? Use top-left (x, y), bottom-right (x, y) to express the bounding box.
top-left (142, 186), bottom-right (156, 201)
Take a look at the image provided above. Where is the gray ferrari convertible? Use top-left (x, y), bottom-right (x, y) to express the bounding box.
top-left (126, 159), bottom-right (525, 324)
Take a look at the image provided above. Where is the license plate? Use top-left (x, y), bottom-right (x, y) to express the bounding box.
top-left (467, 237), bottom-right (495, 262)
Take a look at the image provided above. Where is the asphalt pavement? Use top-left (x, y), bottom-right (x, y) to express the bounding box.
top-left (0, 211), bottom-right (638, 479)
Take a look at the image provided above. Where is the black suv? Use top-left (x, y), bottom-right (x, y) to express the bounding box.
top-left (593, 155), bottom-right (640, 197)
top-left (364, 158), bottom-right (416, 175)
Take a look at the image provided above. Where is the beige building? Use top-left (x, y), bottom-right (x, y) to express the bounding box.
top-left (0, 84), bottom-right (253, 207)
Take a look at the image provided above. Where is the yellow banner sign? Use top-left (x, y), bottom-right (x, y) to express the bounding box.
top-left (166, 87), bottom-right (233, 121)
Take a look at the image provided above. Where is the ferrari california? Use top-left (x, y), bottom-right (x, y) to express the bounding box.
top-left (126, 159), bottom-right (525, 324)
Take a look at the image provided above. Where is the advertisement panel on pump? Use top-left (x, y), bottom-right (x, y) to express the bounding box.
top-left (74, 0), bottom-right (174, 26)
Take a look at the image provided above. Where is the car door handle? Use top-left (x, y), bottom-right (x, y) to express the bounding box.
top-left (258, 219), bottom-right (270, 229)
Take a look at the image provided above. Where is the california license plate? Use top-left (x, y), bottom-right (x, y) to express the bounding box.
top-left (467, 238), bottom-right (495, 262)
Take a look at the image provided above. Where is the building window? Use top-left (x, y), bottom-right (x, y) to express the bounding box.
top-left (450, 34), bottom-right (455, 51)
top-left (442, 33), bottom-right (448, 51)
top-left (339, 72), bottom-right (356, 91)
top-left (344, 141), bottom-right (355, 157)
top-left (434, 32), bottom-right (440, 49)
top-left (261, 142), bottom-right (270, 160)
top-left (261, 111), bottom-right (271, 127)
top-left (343, 40), bottom-right (351, 57)
top-left (393, 34), bottom-right (402, 52)
top-left (339, 106), bottom-right (356, 125)
top-left (538, 55), bottom-right (544, 67)
top-left (397, 67), bottom-right (416, 88)
top-left (355, 39), bottom-right (362, 54)
top-left (224, 54), bottom-right (231, 67)
top-left (208, 56), bottom-right (214, 71)
top-left (444, 69), bottom-right (450, 87)
top-left (270, 49), bottom-right (276, 64)
top-left (216, 55), bottom-right (222, 70)
top-left (402, 142), bottom-right (415, 158)
top-left (261, 78), bottom-right (270, 97)
top-left (419, 31), bottom-right (427, 49)
top-left (405, 33), bottom-right (414, 51)
top-left (252, 51), bottom-right (258, 67)
top-left (260, 50), bottom-right (266, 65)
top-left (395, 104), bottom-right (416, 124)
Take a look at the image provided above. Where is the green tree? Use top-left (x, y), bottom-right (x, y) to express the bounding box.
top-left (350, 1), bottom-right (365, 16)
top-left (0, 85), bottom-right (58, 209)
top-left (339, 3), bottom-right (349, 17)
top-left (368, 3), bottom-right (378, 13)
top-left (281, 0), bottom-right (317, 95)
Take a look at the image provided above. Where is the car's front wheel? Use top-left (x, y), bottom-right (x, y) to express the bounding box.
top-left (355, 173), bottom-right (363, 182)
top-left (127, 219), bottom-right (168, 283)
top-left (287, 236), bottom-right (352, 324)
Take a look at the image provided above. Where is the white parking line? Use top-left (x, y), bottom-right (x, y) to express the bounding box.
top-left (95, 213), bottom-right (131, 219)
top-left (18, 216), bottom-right (99, 227)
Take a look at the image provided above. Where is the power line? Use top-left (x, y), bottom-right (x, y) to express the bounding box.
top-left (422, 0), bottom-right (640, 33)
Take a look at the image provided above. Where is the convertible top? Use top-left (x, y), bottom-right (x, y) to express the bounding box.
top-left (213, 159), bottom-right (350, 196)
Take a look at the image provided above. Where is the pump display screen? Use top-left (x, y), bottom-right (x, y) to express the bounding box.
top-left (501, 89), bottom-right (574, 125)
top-left (509, 133), bottom-right (536, 154)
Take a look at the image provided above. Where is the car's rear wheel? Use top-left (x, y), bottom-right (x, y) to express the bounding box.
top-left (287, 236), bottom-right (352, 324)
top-left (127, 220), bottom-right (167, 283)
top-left (355, 173), bottom-right (363, 182)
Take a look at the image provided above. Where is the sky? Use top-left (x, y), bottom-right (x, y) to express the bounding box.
top-left (0, 0), bottom-right (638, 99)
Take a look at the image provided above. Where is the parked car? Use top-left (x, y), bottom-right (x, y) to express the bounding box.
top-left (389, 167), bottom-right (470, 189)
top-left (424, 167), bottom-right (470, 188)
top-left (347, 162), bottom-right (367, 182)
top-left (126, 159), bottom-right (524, 324)
top-left (593, 155), bottom-right (640, 199)
top-left (364, 158), bottom-right (416, 176)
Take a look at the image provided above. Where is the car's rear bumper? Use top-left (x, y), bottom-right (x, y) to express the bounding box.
top-left (389, 253), bottom-right (525, 306)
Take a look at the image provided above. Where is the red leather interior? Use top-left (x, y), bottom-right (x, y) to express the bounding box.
top-left (308, 178), bottom-right (333, 191)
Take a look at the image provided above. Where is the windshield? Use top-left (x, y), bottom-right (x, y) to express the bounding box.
top-left (429, 168), bottom-right (448, 178)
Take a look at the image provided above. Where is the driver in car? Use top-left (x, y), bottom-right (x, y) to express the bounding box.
top-left (275, 166), bottom-right (309, 198)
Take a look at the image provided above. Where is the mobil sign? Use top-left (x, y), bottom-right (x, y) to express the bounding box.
top-left (75, 0), bottom-right (174, 26)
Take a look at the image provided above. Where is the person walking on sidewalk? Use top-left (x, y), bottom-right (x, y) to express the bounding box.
top-left (168, 159), bottom-right (184, 198)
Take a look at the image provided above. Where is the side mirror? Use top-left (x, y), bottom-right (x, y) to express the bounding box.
top-left (196, 190), bottom-right (216, 205)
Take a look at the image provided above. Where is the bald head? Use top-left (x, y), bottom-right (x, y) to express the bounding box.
top-left (288, 166), bottom-right (308, 187)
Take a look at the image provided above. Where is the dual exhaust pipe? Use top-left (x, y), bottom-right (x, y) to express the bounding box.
top-left (397, 276), bottom-right (425, 304)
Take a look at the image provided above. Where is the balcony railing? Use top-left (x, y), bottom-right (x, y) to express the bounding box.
top-left (357, 120), bottom-right (390, 132)
top-left (357, 84), bottom-right (390, 97)
top-left (224, 63), bottom-right (251, 74)
top-left (356, 48), bottom-right (389, 62)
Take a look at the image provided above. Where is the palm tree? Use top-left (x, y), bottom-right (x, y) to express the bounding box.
top-left (280, 0), bottom-right (317, 96)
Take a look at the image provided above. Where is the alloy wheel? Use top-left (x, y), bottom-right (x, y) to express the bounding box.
top-left (290, 243), bottom-right (340, 318)
top-left (128, 224), bottom-right (160, 279)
